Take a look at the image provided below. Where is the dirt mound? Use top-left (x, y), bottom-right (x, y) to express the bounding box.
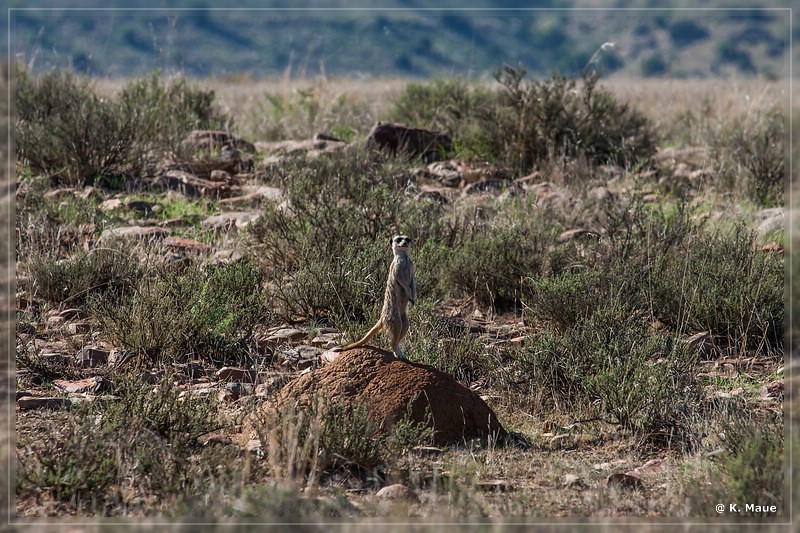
top-left (275, 347), bottom-right (506, 446)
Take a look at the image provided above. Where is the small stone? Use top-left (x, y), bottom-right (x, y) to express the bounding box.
top-left (216, 367), bottom-right (257, 383)
top-left (39, 353), bottom-right (72, 366)
top-left (563, 473), bottom-right (587, 488)
top-left (67, 322), bottom-right (91, 335)
top-left (100, 225), bottom-right (168, 241)
top-left (320, 349), bottom-right (341, 364)
top-left (75, 347), bottom-right (109, 368)
top-left (59, 308), bottom-right (84, 320)
top-left (760, 380), bottom-right (783, 400)
top-left (375, 484), bottom-right (419, 501)
top-left (98, 198), bottom-right (123, 211)
top-left (201, 212), bottom-right (261, 231)
top-left (626, 458), bottom-right (664, 478)
top-left (209, 169), bottom-right (232, 182)
top-left (310, 332), bottom-right (345, 348)
top-left (245, 439), bottom-right (263, 453)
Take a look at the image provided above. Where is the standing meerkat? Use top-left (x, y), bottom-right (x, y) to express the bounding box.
top-left (341, 234), bottom-right (416, 359)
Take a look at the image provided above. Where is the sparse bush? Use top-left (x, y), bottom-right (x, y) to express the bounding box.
top-left (445, 220), bottom-right (550, 310)
top-left (520, 301), bottom-right (701, 450)
top-left (714, 107), bottom-right (785, 206)
top-left (492, 66), bottom-right (657, 173)
top-left (254, 395), bottom-right (432, 488)
top-left (17, 372), bottom-right (222, 514)
top-left (392, 67), bottom-right (658, 173)
top-left (27, 246), bottom-right (142, 308)
top-left (15, 67), bottom-right (230, 186)
top-left (92, 259), bottom-right (269, 365)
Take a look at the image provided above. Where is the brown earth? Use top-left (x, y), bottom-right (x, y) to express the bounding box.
top-left (274, 346), bottom-right (506, 446)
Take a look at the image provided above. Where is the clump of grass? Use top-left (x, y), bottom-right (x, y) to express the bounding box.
top-left (92, 259), bottom-right (269, 366)
top-left (681, 411), bottom-right (784, 517)
top-left (253, 395), bottom-right (433, 489)
top-left (26, 246), bottom-right (142, 309)
top-left (520, 300), bottom-right (701, 450)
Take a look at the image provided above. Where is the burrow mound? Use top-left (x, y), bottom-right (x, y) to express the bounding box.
top-left (275, 346), bottom-right (506, 446)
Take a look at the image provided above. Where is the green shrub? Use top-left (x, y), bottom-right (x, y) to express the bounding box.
top-left (250, 148), bottom-right (461, 321)
top-left (391, 67), bottom-right (658, 173)
top-left (17, 372), bottom-right (221, 513)
top-left (92, 259), bottom-right (269, 365)
top-left (520, 301), bottom-right (701, 450)
top-left (714, 107), bottom-right (785, 206)
top-left (493, 66), bottom-right (657, 173)
top-left (445, 222), bottom-right (549, 310)
top-left (254, 395), bottom-right (432, 488)
top-left (526, 202), bottom-right (784, 352)
top-left (15, 67), bottom-right (229, 187)
top-left (27, 246), bottom-right (142, 308)
top-left (720, 411), bottom-right (785, 514)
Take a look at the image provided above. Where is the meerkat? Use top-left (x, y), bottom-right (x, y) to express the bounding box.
top-left (341, 234), bottom-right (416, 359)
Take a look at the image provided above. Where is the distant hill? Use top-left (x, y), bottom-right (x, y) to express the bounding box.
top-left (7, 2), bottom-right (795, 79)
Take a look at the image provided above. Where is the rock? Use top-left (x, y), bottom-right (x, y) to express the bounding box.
top-left (200, 211), bottom-right (260, 231)
top-left (606, 472), bottom-right (644, 490)
top-left (99, 198), bottom-right (123, 211)
top-left (319, 349), bottom-right (341, 365)
top-left (424, 160), bottom-right (466, 186)
top-left (310, 332), bottom-right (346, 349)
top-left (184, 129), bottom-right (256, 154)
top-left (18, 396), bottom-right (71, 410)
top-left (366, 121), bottom-right (452, 160)
top-left (125, 200), bottom-right (158, 215)
top-left (625, 458), bottom-right (664, 478)
top-left (461, 178), bottom-right (522, 197)
top-left (66, 322), bottom-right (91, 335)
top-left (16, 390), bottom-right (32, 401)
top-left (219, 185), bottom-right (284, 206)
top-left (760, 380), bottom-right (783, 401)
top-left (216, 367), bottom-right (258, 383)
top-left (563, 473), bottom-right (587, 489)
top-left (75, 347), bottom-right (109, 368)
top-left (256, 138), bottom-right (348, 158)
top-left (39, 353), bottom-right (72, 366)
top-left (100, 225), bottom-right (168, 241)
top-left (752, 207), bottom-right (784, 237)
top-left (158, 170), bottom-right (232, 198)
top-left (266, 327), bottom-right (308, 344)
top-left (53, 376), bottom-right (107, 394)
top-left (375, 484), bottom-right (419, 502)
top-left (209, 169), bottom-right (232, 183)
top-left (274, 347), bottom-right (506, 446)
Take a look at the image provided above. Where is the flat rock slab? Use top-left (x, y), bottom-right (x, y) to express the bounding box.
top-left (100, 226), bottom-right (169, 241)
top-left (201, 211), bottom-right (261, 231)
top-left (18, 397), bottom-right (71, 410)
top-left (275, 346), bottom-right (506, 446)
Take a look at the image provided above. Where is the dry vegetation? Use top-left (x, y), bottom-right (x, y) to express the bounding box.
top-left (9, 64), bottom-right (795, 528)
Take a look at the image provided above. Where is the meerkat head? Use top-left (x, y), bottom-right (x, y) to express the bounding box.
top-left (391, 234), bottom-right (412, 252)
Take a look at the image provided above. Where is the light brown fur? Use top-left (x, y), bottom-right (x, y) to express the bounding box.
top-left (342, 235), bottom-right (416, 359)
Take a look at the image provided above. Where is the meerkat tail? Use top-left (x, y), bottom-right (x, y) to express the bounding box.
top-left (341, 320), bottom-right (384, 351)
